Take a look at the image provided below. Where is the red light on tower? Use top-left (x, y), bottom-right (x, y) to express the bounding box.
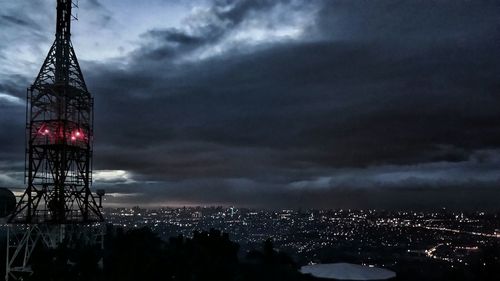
top-left (71, 129), bottom-right (85, 142)
top-left (38, 125), bottom-right (51, 136)
top-left (70, 129), bottom-right (87, 142)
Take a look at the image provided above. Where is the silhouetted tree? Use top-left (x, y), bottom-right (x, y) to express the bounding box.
top-left (25, 226), bottom-right (308, 281)
top-left (243, 238), bottom-right (302, 281)
top-left (105, 227), bottom-right (164, 281)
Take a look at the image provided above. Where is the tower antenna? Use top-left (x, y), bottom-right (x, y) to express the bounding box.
top-left (5, 1), bottom-right (104, 279)
top-left (71, 0), bottom-right (79, 21)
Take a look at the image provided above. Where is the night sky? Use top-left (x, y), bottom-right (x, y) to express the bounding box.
top-left (1, 0), bottom-right (499, 209)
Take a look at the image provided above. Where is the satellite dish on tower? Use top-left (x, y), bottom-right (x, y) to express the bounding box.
top-left (0, 188), bottom-right (16, 218)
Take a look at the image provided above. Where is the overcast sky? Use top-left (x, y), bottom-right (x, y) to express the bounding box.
top-left (1, 0), bottom-right (499, 210)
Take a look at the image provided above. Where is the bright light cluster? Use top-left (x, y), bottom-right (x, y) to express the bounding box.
top-left (37, 124), bottom-right (86, 143)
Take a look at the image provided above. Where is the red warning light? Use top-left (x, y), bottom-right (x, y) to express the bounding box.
top-left (38, 125), bottom-right (51, 136)
top-left (70, 128), bottom-right (86, 143)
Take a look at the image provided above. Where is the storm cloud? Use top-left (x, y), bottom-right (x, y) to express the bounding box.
top-left (1, 0), bottom-right (499, 210)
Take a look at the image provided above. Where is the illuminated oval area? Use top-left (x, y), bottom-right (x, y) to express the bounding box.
top-left (0, 188), bottom-right (16, 218)
top-left (301, 263), bottom-right (396, 280)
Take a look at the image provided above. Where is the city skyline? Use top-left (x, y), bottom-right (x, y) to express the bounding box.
top-left (1, 0), bottom-right (499, 209)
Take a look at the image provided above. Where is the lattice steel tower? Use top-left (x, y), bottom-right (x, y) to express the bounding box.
top-left (6, 1), bottom-right (104, 279)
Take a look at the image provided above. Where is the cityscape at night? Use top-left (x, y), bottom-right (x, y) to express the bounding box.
top-left (104, 207), bottom-right (500, 265)
top-left (1, 0), bottom-right (499, 280)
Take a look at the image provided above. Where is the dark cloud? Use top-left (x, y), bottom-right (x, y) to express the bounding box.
top-left (103, 181), bottom-right (500, 211)
top-left (1, 0), bottom-right (500, 209)
top-left (90, 38), bottom-right (500, 171)
top-left (87, 0), bottom-right (104, 9)
top-left (0, 80), bottom-right (28, 165)
top-left (134, 0), bottom-right (307, 61)
top-left (316, 0), bottom-right (499, 46)
top-left (0, 15), bottom-right (33, 27)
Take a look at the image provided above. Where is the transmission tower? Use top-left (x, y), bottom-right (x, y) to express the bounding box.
top-left (5, 1), bottom-right (104, 280)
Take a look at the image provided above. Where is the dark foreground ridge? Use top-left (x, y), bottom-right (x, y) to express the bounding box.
top-left (1, 227), bottom-right (307, 281)
top-left (0, 225), bottom-right (498, 281)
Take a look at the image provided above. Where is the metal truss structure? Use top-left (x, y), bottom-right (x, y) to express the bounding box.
top-left (6, 1), bottom-right (104, 280)
top-left (5, 224), bottom-right (104, 280)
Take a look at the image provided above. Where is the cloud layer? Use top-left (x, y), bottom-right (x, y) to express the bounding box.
top-left (1, 0), bottom-right (499, 210)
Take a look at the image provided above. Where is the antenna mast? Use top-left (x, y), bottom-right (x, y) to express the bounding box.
top-left (5, 1), bottom-right (104, 279)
